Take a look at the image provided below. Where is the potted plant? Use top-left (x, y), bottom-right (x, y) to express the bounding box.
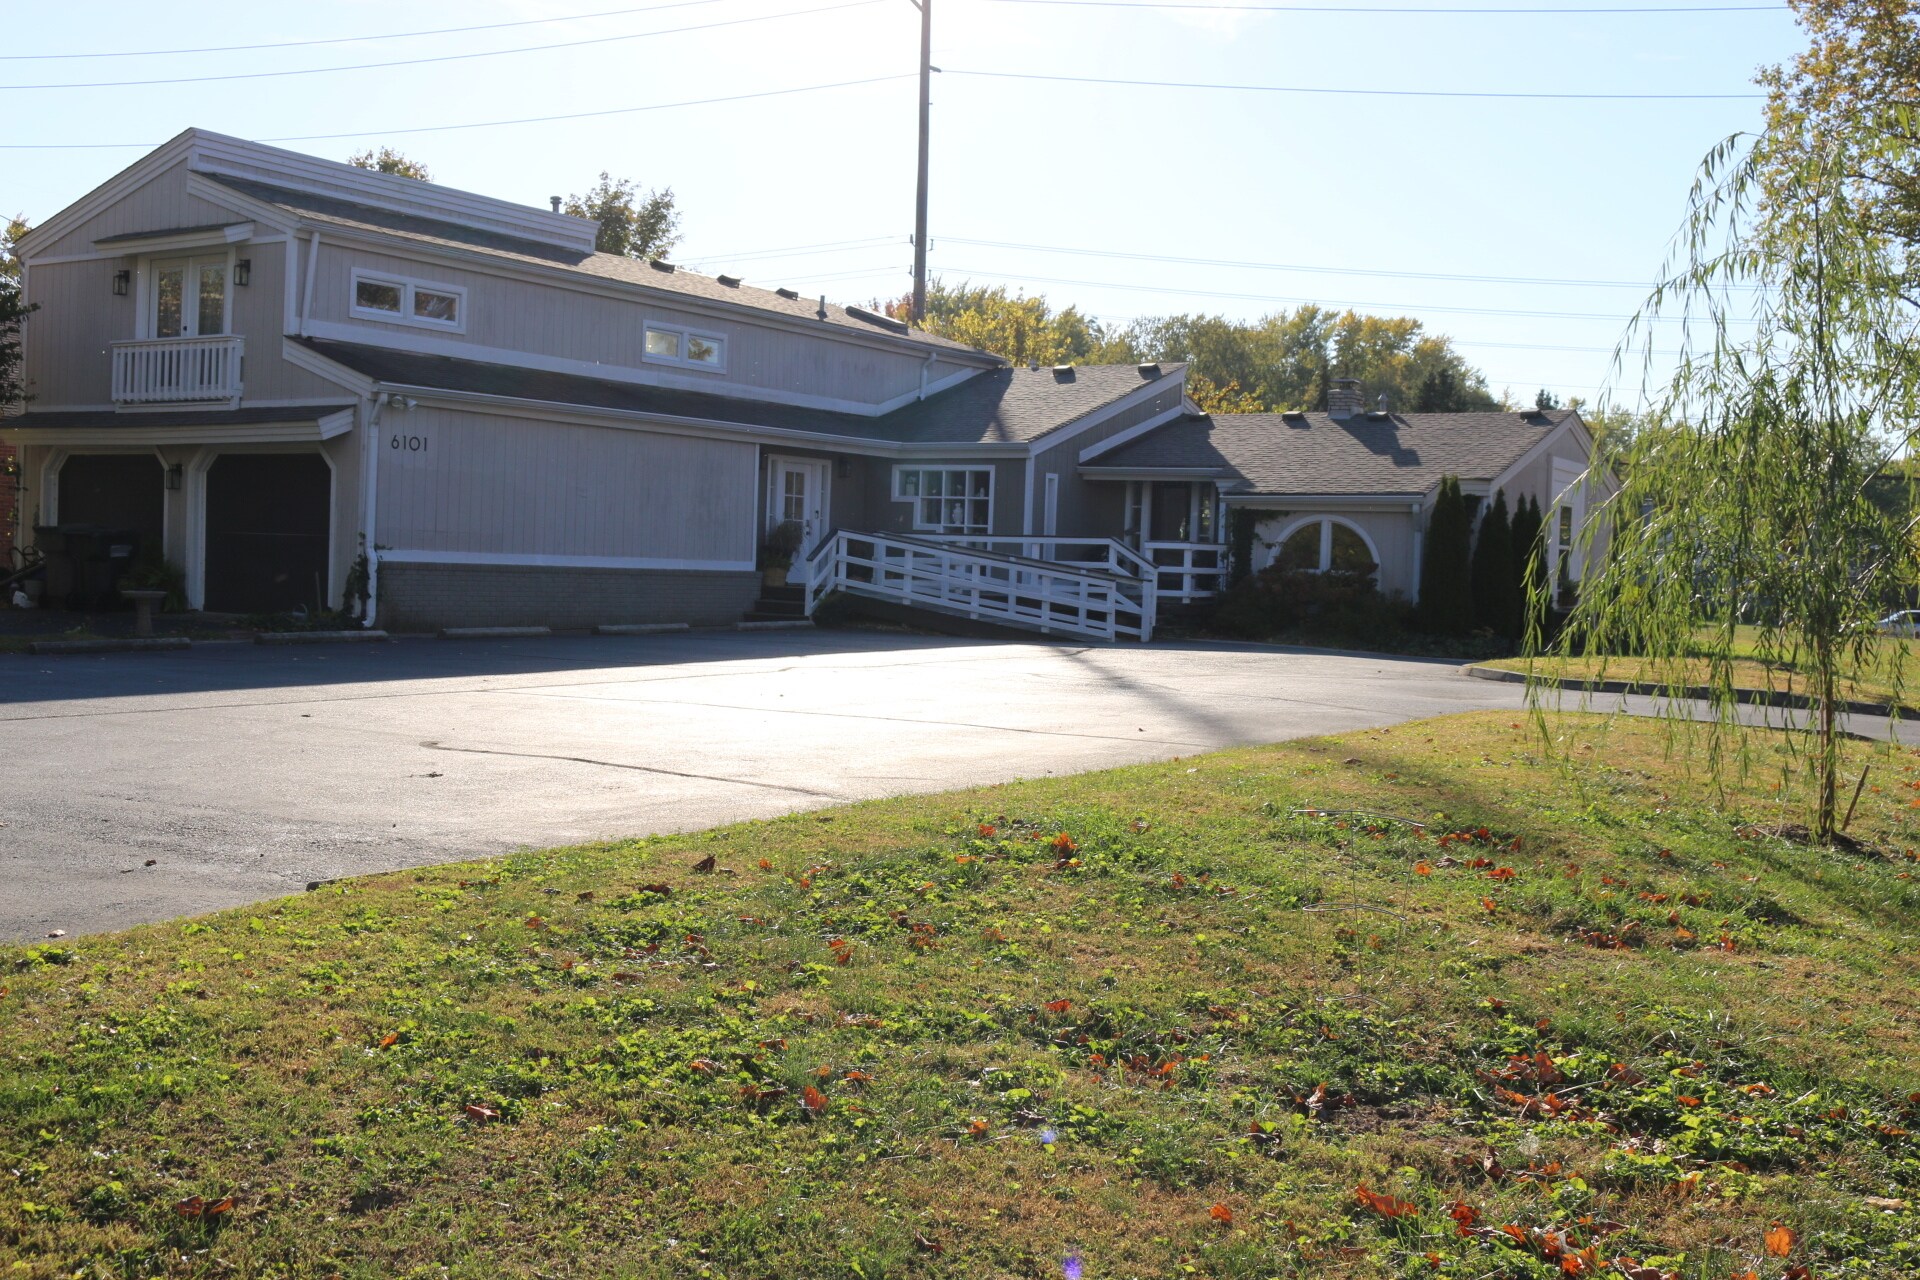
top-left (760, 520), bottom-right (805, 588)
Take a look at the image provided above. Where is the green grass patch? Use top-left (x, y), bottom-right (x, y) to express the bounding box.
top-left (1480, 626), bottom-right (1920, 709)
top-left (5, 712), bottom-right (1920, 1278)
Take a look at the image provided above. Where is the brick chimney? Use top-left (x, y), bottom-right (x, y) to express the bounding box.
top-left (1328, 377), bottom-right (1364, 419)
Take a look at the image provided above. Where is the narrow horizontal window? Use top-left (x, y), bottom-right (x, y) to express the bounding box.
top-left (355, 278), bottom-right (402, 314)
top-left (413, 288), bottom-right (460, 324)
top-left (643, 323), bottom-right (726, 372)
top-left (350, 269), bottom-right (466, 332)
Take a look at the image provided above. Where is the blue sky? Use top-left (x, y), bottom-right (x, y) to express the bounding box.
top-left (6, 0), bottom-right (1803, 406)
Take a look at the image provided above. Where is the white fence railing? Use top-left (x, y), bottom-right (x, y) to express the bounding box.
top-left (803, 530), bottom-right (1155, 642)
top-left (111, 335), bottom-right (244, 405)
top-left (915, 535), bottom-right (1158, 583)
top-left (1145, 541), bottom-right (1228, 603)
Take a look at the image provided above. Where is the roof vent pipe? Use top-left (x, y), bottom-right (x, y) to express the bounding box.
top-left (1327, 377), bottom-right (1364, 420)
top-left (549, 196), bottom-right (561, 213)
top-left (1377, 392), bottom-right (1390, 414)
top-left (818, 294), bottom-right (827, 319)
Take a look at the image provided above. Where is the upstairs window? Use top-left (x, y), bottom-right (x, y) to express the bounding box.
top-left (644, 323), bottom-right (726, 372)
top-left (894, 466), bottom-right (992, 535)
top-left (350, 269), bottom-right (466, 332)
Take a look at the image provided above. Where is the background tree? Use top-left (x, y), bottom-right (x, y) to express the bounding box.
top-left (1471, 490), bottom-right (1519, 637)
top-left (348, 148), bottom-right (431, 180)
top-left (1534, 388), bottom-right (1563, 411)
top-left (1, 216), bottom-right (34, 410)
top-left (1554, 0), bottom-right (1920, 841)
top-left (1418, 477), bottom-right (1475, 635)
top-left (1185, 371), bottom-right (1266, 415)
top-left (900, 281), bottom-right (1105, 368)
top-left (566, 173), bottom-right (681, 260)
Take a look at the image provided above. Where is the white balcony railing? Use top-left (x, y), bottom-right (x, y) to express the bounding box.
top-left (111, 335), bottom-right (244, 405)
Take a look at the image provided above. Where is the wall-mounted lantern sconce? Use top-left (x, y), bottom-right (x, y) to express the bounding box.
top-left (234, 259), bottom-right (251, 287)
top-left (112, 269), bottom-right (131, 296)
top-left (165, 464), bottom-right (183, 492)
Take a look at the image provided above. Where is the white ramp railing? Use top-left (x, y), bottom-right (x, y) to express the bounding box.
top-left (915, 535), bottom-right (1158, 583)
top-left (1145, 541), bottom-right (1228, 603)
top-left (802, 530), bottom-right (1154, 642)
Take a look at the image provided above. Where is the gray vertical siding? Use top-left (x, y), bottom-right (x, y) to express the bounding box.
top-left (1032, 381), bottom-right (1189, 538)
top-left (375, 406), bottom-right (757, 566)
top-left (306, 242), bottom-right (980, 412)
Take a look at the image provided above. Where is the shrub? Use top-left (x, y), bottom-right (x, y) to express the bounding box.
top-left (1417, 476), bottom-right (1474, 635)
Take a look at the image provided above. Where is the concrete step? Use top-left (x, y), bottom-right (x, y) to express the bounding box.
top-left (746, 598), bottom-right (807, 617)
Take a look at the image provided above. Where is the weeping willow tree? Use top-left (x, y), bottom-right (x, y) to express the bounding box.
top-left (1546, 107), bottom-right (1920, 843)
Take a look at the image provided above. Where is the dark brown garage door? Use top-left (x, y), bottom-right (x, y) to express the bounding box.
top-left (203, 453), bottom-right (331, 615)
top-left (58, 454), bottom-right (164, 550)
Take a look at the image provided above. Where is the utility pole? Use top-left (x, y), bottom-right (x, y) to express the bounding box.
top-left (910, 0), bottom-right (932, 323)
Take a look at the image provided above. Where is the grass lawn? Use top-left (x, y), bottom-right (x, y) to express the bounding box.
top-left (1478, 628), bottom-right (1920, 710)
top-left (6, 713), bottom-right (1920, 1279)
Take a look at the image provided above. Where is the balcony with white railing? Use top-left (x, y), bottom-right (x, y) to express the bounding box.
top-left (111, 335), bottom-right (244, 406)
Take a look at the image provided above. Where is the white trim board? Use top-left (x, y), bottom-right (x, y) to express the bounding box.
top-left (379, 550), bottom-right (756, 573)
top-left (303, 372), bottom-right (1032, 461)
top-left (93, 222), bottom-right (255, 255)
top-left (1, 410), bottom-right (353, 447)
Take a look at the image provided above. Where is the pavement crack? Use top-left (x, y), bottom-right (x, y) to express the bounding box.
top-left (417, 740), bottom-right (845, 799)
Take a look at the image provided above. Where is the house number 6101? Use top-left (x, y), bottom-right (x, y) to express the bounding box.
top-left (390, 434), bottom-right (428, 452)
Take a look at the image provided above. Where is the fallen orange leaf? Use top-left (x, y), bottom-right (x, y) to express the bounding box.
top-left (1209, 1202), bottom-right (1234, 1224)
top-left (1765, 1222), bottom-right (1795, 1257)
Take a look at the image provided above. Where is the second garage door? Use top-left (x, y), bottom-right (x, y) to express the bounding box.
top-left (203, 453), bottom-right (331, 615)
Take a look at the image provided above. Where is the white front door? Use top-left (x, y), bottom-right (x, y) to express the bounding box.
top-left (767, 457), bottom-right (830, 556)
top-left (151, 255), bottom-right (229, 338)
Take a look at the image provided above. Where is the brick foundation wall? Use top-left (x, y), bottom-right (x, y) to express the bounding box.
top-left (376, 562), bottom-right (762, 631)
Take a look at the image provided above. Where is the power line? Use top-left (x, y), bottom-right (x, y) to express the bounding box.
top-left (0, 0), bottom-right (733, 61)
top-left (941, 234), bottom-right (1701, 290)
top-left (946, 67), bottom-right (1764, 99)
top-left (5, 0), bottom-right (883, 91)
top-left (978, 0), bottom-right (1780, 11)
top-left (682, 235), bottom-right (904, 266)
top-left (0, 75), bottom-right (916, 149)
top-left (936, 262), bottom-right (1748, 321)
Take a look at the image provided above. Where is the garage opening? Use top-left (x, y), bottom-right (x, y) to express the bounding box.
top-left (57, 454), bottom-right (165, 550)
top-left (203, 453), bottom-right (331, 615)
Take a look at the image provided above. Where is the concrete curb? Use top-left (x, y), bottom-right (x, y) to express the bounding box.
top-left (28, 636), bottom-right (192, 655)
top-left (256, 630), bottom-right (389, 646)
top-left (593, 622), bottom-right (691, 636)
top-left (438, 626), bottom-right (552, 640)
top-left (736, 620), bottom-right (814, 631)
top-left (1465, 663), bottom-right (1916, 720)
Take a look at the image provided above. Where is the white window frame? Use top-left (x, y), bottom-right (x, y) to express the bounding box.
top-left (642, 322), bottom-right (728, 373)
top-left (349, 268), bottom-right (467, 333)
top-left (892, 465), bottom-right (995, 535)
top-left (1266, 515), bottom-right (1380, 574)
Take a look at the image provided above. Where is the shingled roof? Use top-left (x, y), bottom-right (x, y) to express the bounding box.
top-left (293, 339), bottom-right (1181, 449)
top-left (1089, 408), bottom-right (1582, 496)
top-left (205, 175), bottom-right (987, 357)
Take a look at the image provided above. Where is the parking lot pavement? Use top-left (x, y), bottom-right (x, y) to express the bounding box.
top-left (2, 629), bottom-right (1904, 941)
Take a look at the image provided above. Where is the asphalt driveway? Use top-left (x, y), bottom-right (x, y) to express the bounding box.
top-left (1, 629), bottom-right (1903, 941)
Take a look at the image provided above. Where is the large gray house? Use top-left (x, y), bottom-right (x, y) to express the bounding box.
top-left (2, 130), bottom-right (1610, 640)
